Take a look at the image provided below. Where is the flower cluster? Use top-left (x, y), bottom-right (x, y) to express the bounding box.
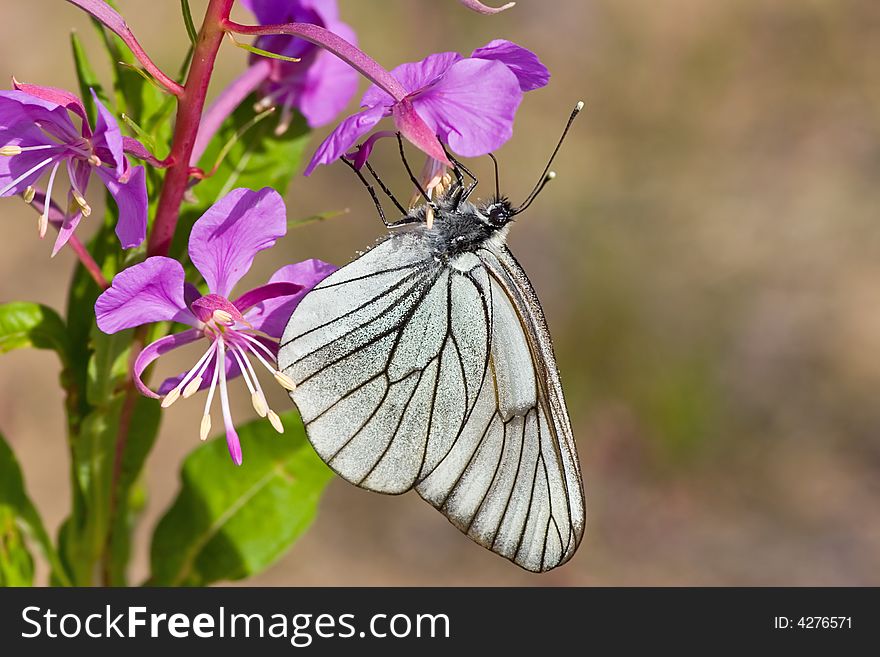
top-left (95, 187), bottom-right (334, 465)
top-left (1, 0), bottom-right (551, 464)
top-left (0, 82), bottom-right (147, 254)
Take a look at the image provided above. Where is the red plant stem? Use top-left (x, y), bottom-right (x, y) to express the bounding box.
top-left (67, 234), bottom-right (109, 290)
top-left (101, 0), bottom-right (235, 585)
top-left (147, 0), bottom-right (236, 257)
top-left (222, 19), bottom-right (408, 101)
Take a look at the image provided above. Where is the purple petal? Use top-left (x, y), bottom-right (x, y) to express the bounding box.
top-left (239, 259), bottom-right (337, 336)
top-left (0, 150), bottom-right (60, 198)
top-left (96, 165), bottom-right (148, 249)
top-left (346, 130), bottom-right (396, 170)
top-left (471, 39), bottom-right (550, 92)
top-left (296, 21), bottom-right (360, 128)
top-left (392, 99), bottom-right (452, 165)
top-left (90, 92), bottom-right (125, 175)
top-left (51, 209), bottom-right (83, 258)
top-left (362, 51), bottom-right (462, 108)
top-left (95, 256), bottom-right (196, 333)
top-left (0, 90), bottom-right (80, 144)
top-left (413, 58), bottom-right (522, 157)
top-left (188, 187), bottom-right (287, 297)
top-left (304, 104), bottom-right (385, 175)
top-left (134, 329), bottom-right (203, 399)
top-left (10, 80), bottom-right (88, 126)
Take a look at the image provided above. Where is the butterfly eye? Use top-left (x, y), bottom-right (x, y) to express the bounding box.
top-left (486, 202), bottom-right (512, 228)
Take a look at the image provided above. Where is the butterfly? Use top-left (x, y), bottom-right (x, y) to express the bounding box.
top-left (278, 104), bottom-right (586, 572)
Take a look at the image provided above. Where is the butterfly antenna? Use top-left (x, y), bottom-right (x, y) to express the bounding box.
top-left (513, 100), bottom-right (584, 215)
top-left (488, 152), bottom-right (501, 200)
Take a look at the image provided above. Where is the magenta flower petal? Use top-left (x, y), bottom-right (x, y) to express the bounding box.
top-left (95, 256), bottom-right (196, 333)
top-left (133, 329), bottom-right (203, 399)
top-left (0, 90), bottom-right (79, 145)
top-left (240, 259), bottom-right (337, 336)
top-left (304, 104), bottom-right (385, 175)
top-left (11, 80), bottom-right (89, 125)
top-left (413, 58), bottom-right (522, 156)
top-left (51, 211), bottom-right (83, 258)
top-left (392, 99), bottom-right (452, 164)
top-left (96, 165), bottom-right (148, 249)
top-left (362, 51), bottom-right (462, 108)
top-left (91, 92), bottom-right (125, 175)
top-left (188, 187), bottom-right (287, 297)
top-left (471, 39), bottom-right (550, 92)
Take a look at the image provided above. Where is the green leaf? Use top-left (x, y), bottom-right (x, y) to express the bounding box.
top-left (174, 96), bottom-right (310, 263)
top-left (0, 429), bottom-right (69, 585)
top-left (0, 302), bottom-right (69, 361)
top-left (70, 31), bottom-right (108, 127)
top-left (0, 507), bottom-right (35, 587)
top-left (149, 412), bottom-right (333, 586)
top-left (180, 0), bottom-right (198, 45)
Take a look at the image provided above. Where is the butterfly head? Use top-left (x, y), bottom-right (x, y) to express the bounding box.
top-left (482, 197), bottom-right (515, 229)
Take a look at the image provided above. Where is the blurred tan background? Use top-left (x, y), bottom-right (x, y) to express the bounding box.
top-left (2, 0), bottom-right (880, 585)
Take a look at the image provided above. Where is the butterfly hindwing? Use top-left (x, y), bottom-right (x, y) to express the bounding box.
top-left (278, 232), bottom-right (585, 571)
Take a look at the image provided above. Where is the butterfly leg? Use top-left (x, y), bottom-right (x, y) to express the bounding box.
top-left (396, 133), bottom-right (432, 205)
top-left (441, 144), bottom-right (480, 202)
top-left (364, 161), bottom-right (408, 216)
top-left (339, 156), bottom-right (392, 227)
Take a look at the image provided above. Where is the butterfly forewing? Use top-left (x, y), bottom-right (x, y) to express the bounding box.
top-left (278, 230), bottom-right (585, 572)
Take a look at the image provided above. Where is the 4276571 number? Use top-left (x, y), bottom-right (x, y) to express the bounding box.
top-left (774, 617), bottom-right (852, 629)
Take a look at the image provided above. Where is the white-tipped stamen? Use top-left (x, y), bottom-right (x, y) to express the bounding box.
top-left (203, 351), bottom-right (222, 420)
top-left (275, 103), bottom-right (294, 136)
top-left (267, 410), bottom-right (284, 434)
top-left (274, 370), bottom-right (297, 392)
top-left (251, 391), bottom-right (268, 418)
top-left (199, 414), bottom-right (212, 441)
top-left (547, 170), bottom-right (557, 180)
top-left (23, 186), bottom-right (35, 204)
top-left (71, 189), bottom-right (91, 217)
top-left (161, 387), bottom-right (181, 408)
top-left (171, 341), bottom-right (217, 402)
top-left (0, 156), bottom-right (55, 197)
top-left (228, 346), bottom-right (256, 392)
top-left (239, 332), bottom-right (278, 363)
top-left (213, 309), bottom-right (234, 325)
top-left (0, 145), bottom-right (22, 156)
top-left (236, 345), bottom-right (271, 418)
top-left (38, 161), bottom-right (62, 238)
top-left (88, 154), bottom-right (102, 167)
top-left (425, 204), bottom-right (435, 230)
top-left (217, 345), bottom-right (239, 461)
top-left (575, 100), bottom-right (585, 112)
top-left (183, 376), bottom-right (203, 399)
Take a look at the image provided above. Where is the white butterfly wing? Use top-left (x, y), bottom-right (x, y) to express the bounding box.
top-left (278, 233), bottom-right (585, 572)
top-left (416, 244), bottom-right (585, 571)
